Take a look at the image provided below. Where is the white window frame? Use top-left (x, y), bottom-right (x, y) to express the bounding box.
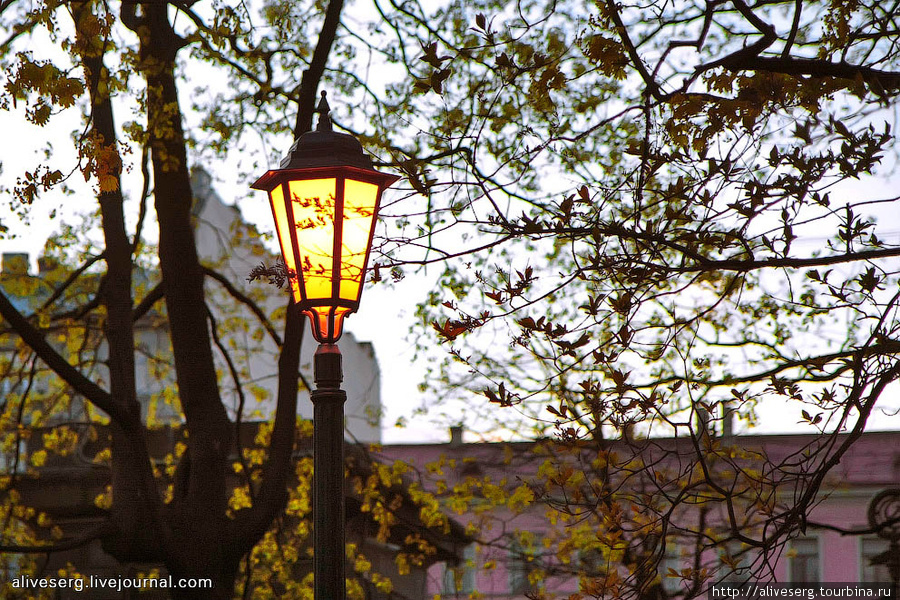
top-left (858, 535), bottom-right (893, 584)
top-left (786, 536), bottom-right (821, 583)
top-left (443, 544), bottom-right (476, 596)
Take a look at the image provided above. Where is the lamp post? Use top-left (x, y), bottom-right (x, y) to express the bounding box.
top-left (251, 91), bottom-right (399, 600)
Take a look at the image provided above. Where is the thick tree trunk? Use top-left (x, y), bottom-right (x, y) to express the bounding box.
top-left (124, 0), bottom-right (237, 585)
top-left (71, 2), bottom-right (166, 562)
top-left (140, 2), bottom-right (233, 506)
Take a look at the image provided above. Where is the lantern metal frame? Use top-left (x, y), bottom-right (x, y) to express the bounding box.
top-left (251, 92), bottom-right (399, 344)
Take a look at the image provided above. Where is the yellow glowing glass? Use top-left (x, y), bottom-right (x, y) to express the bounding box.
top-left (339, 179), bottom-right (379, 301)
top-left (288, 178), bottom-right (337, 302)
top-left (253, 156), bottom-right (398, 342)
top-left (269, 184), bottom-right (301, 300)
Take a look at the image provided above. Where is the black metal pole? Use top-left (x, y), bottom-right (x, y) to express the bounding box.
top-left (312, 343), bottom-right (346, 600)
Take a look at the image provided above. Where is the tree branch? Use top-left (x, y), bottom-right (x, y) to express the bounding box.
top-left (527, 222), bottom-right (900, 274)
top-left (133, 282), bottom-right (164, 322)
top-left (202, 266), bottom-right (282, 347)
top-left (0, 290), bottom-right (127, 422)
top-left (233, 0), bottom-right (346, 556)
top-left (230, 301), bottom-right (303, 556)
top-left (605, 0), bottom-right (662, 101)
top-left (38, 252), bottom-right (106, 313)
top-left (205, 304), bottom-right (255, 500)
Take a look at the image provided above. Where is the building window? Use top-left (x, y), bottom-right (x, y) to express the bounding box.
top-left (787, 537), bottom-right (820, 583)
top-left (659, 545), bottom-right (685, 594)
top-left (577, 548), bottom-right (604, 578)
top-left (508, 538), bottom-right (535, 594)
top-left (0, 438), bottom-right (27, 474)
top-left (720, 543), bottom-right (755, 583)
top-left (443, 544), bottom-right (476, 596)
top-left (860, 537), bottom-right (892, 583)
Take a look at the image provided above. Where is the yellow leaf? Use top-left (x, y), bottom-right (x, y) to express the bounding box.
top-left (99, 174), bottom-right (119, 192)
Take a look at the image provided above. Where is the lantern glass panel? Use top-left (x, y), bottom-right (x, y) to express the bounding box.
top-left (339, 179), bottom-right (379, 301)
top-left (269, 183), bottom-right (301, 301)
top-left (288, 178), bottom-right (337, 302)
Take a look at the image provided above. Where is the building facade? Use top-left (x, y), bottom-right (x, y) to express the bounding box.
top-left (380, 430), bottom-right (900, 598)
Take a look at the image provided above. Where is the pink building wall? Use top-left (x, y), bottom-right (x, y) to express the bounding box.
top-left (380, 431), bottom-right (900, 597)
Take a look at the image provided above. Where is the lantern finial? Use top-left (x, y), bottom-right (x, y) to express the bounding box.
top-left (316, 91), bottom-right (332, 132)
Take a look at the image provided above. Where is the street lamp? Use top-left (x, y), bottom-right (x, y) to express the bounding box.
top-left (251, 91), bottom-right (399, 600)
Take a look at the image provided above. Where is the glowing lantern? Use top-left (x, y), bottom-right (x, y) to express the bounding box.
top-left (251, 92), bottom-right (399, 343)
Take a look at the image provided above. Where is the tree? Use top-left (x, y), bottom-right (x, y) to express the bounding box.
top-left (3, 0), bottom-right (900, 598)
top-left (0, 0), bottom-right (419, 598)
top-left (357, 0), bottom-right (900, 596)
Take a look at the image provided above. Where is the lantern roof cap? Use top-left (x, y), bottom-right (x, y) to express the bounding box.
top-left (278, 91), bottom-right (375, 171)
